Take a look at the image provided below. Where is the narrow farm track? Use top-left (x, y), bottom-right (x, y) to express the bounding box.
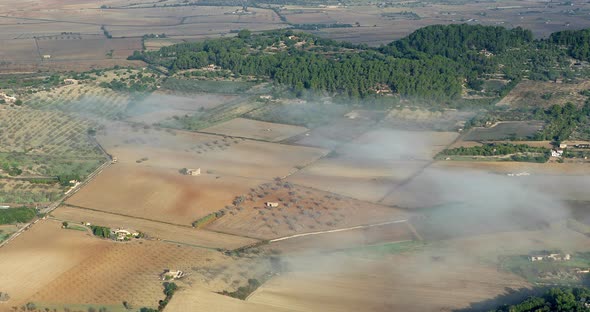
top-left (269, 219), bottom-right (409, 243)
top-left (377, 131), bottom-right (465, 205)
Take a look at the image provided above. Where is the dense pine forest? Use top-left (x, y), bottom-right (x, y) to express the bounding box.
top-left (130, 24), bottom-right (590, 103)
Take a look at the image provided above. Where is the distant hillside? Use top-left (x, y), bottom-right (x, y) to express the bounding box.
top-left (131, 25), bottom-right (590, 104)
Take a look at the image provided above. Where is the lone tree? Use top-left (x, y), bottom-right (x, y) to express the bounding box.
top-left (62, 221), bottom-right (68, 228)
top-left (237, 29), bottom-right (251, 39)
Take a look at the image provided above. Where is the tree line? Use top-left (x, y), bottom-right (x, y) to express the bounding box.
top-left (492, 287), bottom-right (590, 312)
top-left (129, 25), bottom-right (590, 103)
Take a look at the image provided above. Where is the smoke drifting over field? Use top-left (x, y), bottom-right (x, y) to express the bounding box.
top-left (60, 89), bottom-right (590, 311)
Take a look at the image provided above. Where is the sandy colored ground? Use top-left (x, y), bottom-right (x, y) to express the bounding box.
top-left (0, 219), bottom-right (110, 306)
top-left (382, 160), bottom-right (590, 208)
top-left (247, 254), bottom-right (529, 312)
top-left (431, 160), bottom-right (590, 175)
top-left (166, 286), bottom-right (297, 312)
top-left (263, 221), bottom-right (416, 253)
top-left (202, 118), bottom-right (309, 142)
top-left (126, 93), bottom-right (239, 125)
top-left (289, 129), bottom-right (457, 203)
top-left (65, 164), bottom-right (262, 225)
top-left (98, 122), bottom-right (328, 180)
top-left (207, 182), bottom-right (406, 240)
top-left (27, 238), bottom-right (236, 309)
top-left (287, 159), bottom-right (427, 203)
top-left (52, 205), bottom-right (258, 249)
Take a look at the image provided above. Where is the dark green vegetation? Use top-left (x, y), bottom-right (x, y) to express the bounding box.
top-left (99, 71), bottom-right (158, 93)
top-left (550, 29), bottom-right (590, 62)
top-left (140, 282), bottom-right (177, 312)
top-left (90, 225), bottom-right (111, 238)
top-left (192, 211), bottom-right (225, 228)
top-left (491, 287), bottom-right (590, 312)
top-left (219, 278), bottom-right (263, 300)
top-left (533, 102), bottom-right (590, 142)
top-left (0, 207), bottom-right (36, 224)
top-left (131, 25), bottom-right (590, 104)
top-left (162, 78), bottom-right (257, 94)
top-left (466, 101), bottom-right (590, 142)
top-left (437, 143), bottom-right (550, 163)
top-left (499, 252), bottom-right (590, 285)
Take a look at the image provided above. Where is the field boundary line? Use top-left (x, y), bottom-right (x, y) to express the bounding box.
top-left (405, 221), bottom-right (423, 241)
top-left (60, 203), bottom-right (262, 242)
top-left (269, 218), bottom-right (408, 243)
top-left (376, 131), bottom-right (465, 204)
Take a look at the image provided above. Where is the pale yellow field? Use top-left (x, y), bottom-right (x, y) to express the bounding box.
top-left (202, 118), bottom-right (309, 142)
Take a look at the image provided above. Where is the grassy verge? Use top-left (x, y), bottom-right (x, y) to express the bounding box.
top-left (65, 224), bottom-right (88, 232)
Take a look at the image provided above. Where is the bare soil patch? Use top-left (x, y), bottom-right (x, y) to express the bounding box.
top-left (0, 219), bottom-right (110, 306)
top-left (247, 254), bottom-right (529, 312)
top-left (65, 164), bottom-right (261, 225)
top-left (497, 80), bottom-right (590, 108)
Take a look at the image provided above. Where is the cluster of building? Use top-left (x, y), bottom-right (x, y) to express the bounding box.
top-left (529, 252), bottom-right (571, 262)
top-left (160, 269), bottom-right (185, 281)
top-left (113, 228), bottom-right (141, 241)
top-left (183, 168), bottom-right (201, 176)
top-left (0, 92), bottom-right (17, 104)
top-left (506, 172), bottom-right (530, 177)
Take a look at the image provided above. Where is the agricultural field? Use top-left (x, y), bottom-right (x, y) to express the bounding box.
top-left (288, 129), bottom-right (457, 202)
top-left (0, 108), bottom-right (99, 157)
top-left (0, 0), bottom-right (587, 73)
top-left (0, 179), bottom-right (62, 205)
top-left (206, 182), bottom-right (406, 240)
top-left (291, 111), bottom-right (380, 149)
top-left (52, 205), bottom-right (257, 250)
top-left (244, 100), bottom-right (352, 129)
top-left (126, 92), bottom-right (239, 125)
top-left (0, 107), bottom-right (105, 206)
top-left (261, 221), bottom-right (417, 253)
top-left (201, 118), bottom-right (309, 142)
top-left (462, 121), bottom-right (546, 141)
top-left (96, 122), bottom-right (327, 179)
top-left (65, 164), bottom-right (261, 226)
top-left (0, 220), bottom-right (111, 307)
top-left (25, 84), bottom-right (130, 120)
top-left (281, 0), bottom-right (590, 45)
top-left (3, 2), bottom-right (590, 311)
top-left (381, 107), bottom-right (475, 132)
top-left (382, 160), bottom-right (590, 211)
top-left (246, 252), bottom-right (530, 312)
top-left (0, 217), bottom-right (280, 311)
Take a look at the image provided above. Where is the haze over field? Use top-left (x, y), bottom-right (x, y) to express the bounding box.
top-left (1, 1), bottom-right (590, 312)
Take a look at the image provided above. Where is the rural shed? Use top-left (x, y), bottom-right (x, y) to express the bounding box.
top-left (186, 168), bottom-right (201, 176)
